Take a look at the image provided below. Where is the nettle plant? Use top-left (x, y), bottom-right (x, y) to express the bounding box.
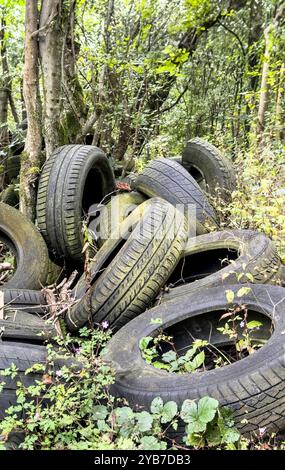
top-left (0, 327), bottom-right (241, 450)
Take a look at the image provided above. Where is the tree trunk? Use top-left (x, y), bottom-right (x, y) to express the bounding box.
top-left (39, 0), bottom-right (65, 158)
top-left (20, 0), bottom-right (42, 220)
top-left (0, 13), bottom-right (9, 148)
top-left (256, 26), bottom-right (270, 139)
top-left (275, 62), bottom-right (285, 141)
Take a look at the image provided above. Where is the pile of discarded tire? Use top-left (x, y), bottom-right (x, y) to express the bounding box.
top-left (0, 139), bottom-right (285, 439)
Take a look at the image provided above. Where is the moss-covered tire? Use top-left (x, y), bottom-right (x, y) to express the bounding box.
top-left (36, 145), bottom-right (115, 262)
top-left (0, 203), bottom-right (49, 289)
top-left (106, 284), bottom-right (285, 435)
top-left (133, 158), bottom-right (218, 235)
top-left (161, 230), bottom-right (281, 303)
top-left (90, 191), bottom-right (146, 247)
top-left (0, 288), bottom-right (47, 315)
top-left (182, 138), bottom-right (235, 201)
top-left (66, 197), bottom-right (188, 332)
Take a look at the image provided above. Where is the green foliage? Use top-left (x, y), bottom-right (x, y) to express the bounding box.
top-left (181, 397), bottom-right (240, 448)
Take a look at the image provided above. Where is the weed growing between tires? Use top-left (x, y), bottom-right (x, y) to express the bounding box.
top-left (140, 305), bottom-right (267, 374)
top-left (0, 327), bottom-right (242, 450)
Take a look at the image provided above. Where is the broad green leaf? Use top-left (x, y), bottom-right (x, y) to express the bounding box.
top-left (161, 350), bottom-right (177, 363)
top-left (139, 336), bottom-right (153, 351)
top-left (140, 435), bottom-right (167, 450)
top-left (161, 401), bottom-right (178, 423)
top-left (136, 411), bottom-right (153, 432)
top-left (222, 427), bottom-right (240, 444)
top-left (92, 405), bottom-right (108, 421)
top-left (197, 396), bottom-right (219, 424)
top-left (246, 320), bottom-right (262, 329)
top-left (150, 397), bottom-right (163, 414)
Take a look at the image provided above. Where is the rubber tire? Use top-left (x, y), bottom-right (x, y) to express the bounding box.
top-left (0, 288), bottom-right (47, 315)
top-left (182, 138), bottom-right (235, 201)
top-left (66, 197), bottom-right (188, 332)
top-left (0, 341), bottom-right (77, 419)
top-left (0, 309), bottom-right (56, 342)
top-left (106, 284), bottom-right (285, 435)
top-left (36, 145), bottom-right (116, 262)
top-left (0, 203), bottom-right (49, 289)
top-left (133, 158), bottom-right (218, 235)
top-left (90, 191), bottom-right (146, 247)
top-left (161, 230), bottom-right (282, 303)
top-left (0, 342), bottom-right (47, 418)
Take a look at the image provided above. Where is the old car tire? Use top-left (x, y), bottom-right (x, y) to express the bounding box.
top-left (106, 284), bottom-right (285, 435)
top-left (36, 145), bottom-right (115, 262)
top-left (66, 198), bottom-right (187, 332)
top-left (182, 138), bottom-right (235, 201)
top-left (161, 230), bottom-right (281, 303)
top-left (0, 203), bottom-right (49, 289)
top-left (133, 158), bottom-right (218, 235)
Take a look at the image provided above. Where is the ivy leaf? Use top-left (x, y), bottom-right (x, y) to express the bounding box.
top-left (236, 287), bottom-right (251, 297)
top-left (150, 397), bottom-right (163, 414)
top-left (161, 401), bottom-right (178, 423)
top-left (136, 411), bottom-right (153, 432)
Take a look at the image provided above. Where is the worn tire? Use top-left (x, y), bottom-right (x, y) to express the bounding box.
top-left (90, 191), bottom-right (146, 247)
top-left (133, 158), bottom-right (218, 235)
top-left (0, 203), bottom-right (49, 289)
top-left (161, 230), bottom-right (281, 303)
top-left (36, 145), bottom-right (116, 262)
top-left (0, 288), bottom-right (47, 315)
top-left (106, 284), bottom-right (285, 435)
top-left (182, 138), bottom-right (235, 201)
top-left (0, 342), bottom-right (47, 418)
top-left (66, 197), bottom-right (188, 332)
top-left (0, 309), bottom-right (57, 342)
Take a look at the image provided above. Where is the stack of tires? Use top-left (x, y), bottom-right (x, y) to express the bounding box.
top-left (0, 139), bottom-right (284, 439)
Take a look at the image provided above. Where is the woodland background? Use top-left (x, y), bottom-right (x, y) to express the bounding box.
top-left (0, 0), bottom-right (284, 259)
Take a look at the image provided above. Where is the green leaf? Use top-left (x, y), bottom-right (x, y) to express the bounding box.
top-left (181, 399), bottom-right (198, 424)
top-left (236, 287), bottom-right (251, 297)
top-left (150, 397), bottom-right (163, 414)
top-left (139, 336), bottom-right (153, 351)
top-left (161, 350), bottom-right (177, 363)
top-left (222, 427), bottom-right (240, 444)
top-left (140, 435), bottom-right (167, 450)
top-left (197, 396), bottom-right (219, 424)
top-left (225, 289), bottom-right (235, 303)
top-left (246, 320), bottom-right (262, 329)
top-left (150, 318), bottom-right (163, 325)
top-left (136, 411), bottom-right (153, 432)
top-left (161, 401), bottom-right (178, 423)
top-left (92, 405), bottom-right (108, 421)
top-left (115, 407), bottom-right (134, 426)
top-left (188, 351), bottom-right (205, 371)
